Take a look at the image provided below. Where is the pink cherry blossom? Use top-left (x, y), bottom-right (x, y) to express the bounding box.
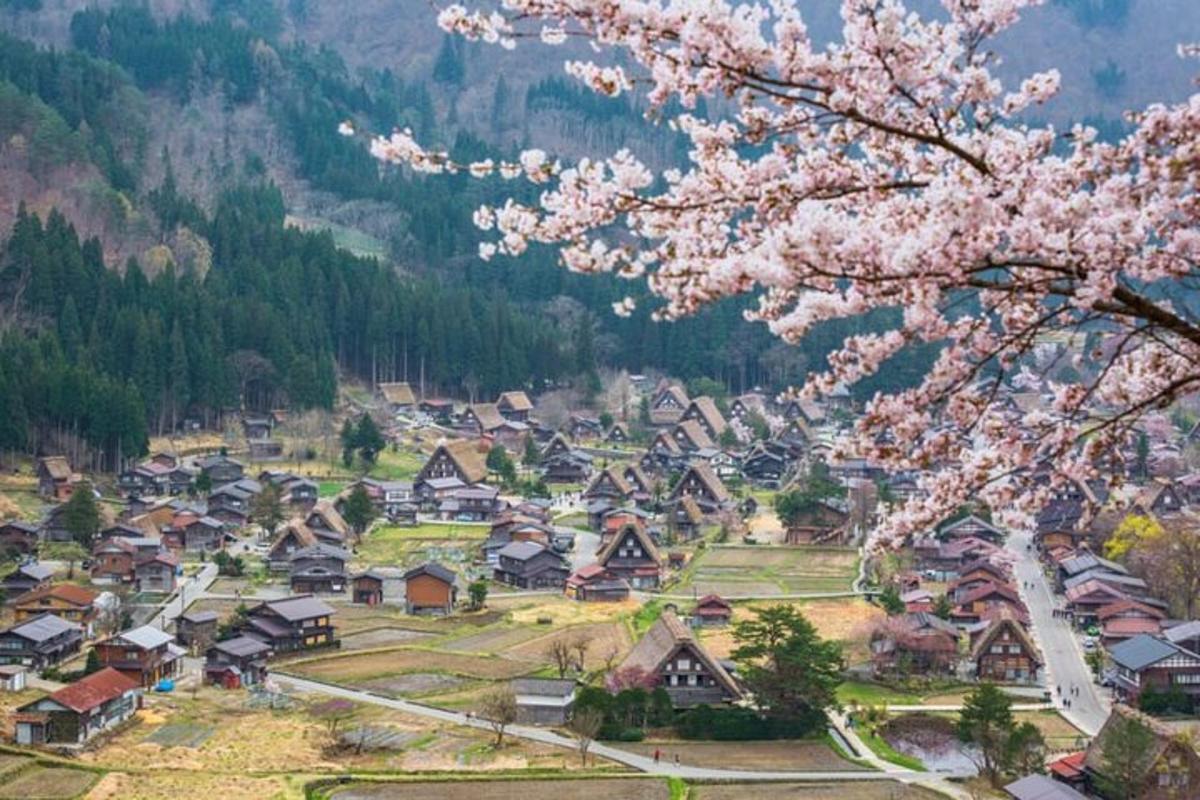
top-left (365, 0), bottom-right (1200, 555)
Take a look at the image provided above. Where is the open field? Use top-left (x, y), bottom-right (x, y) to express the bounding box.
top-left (837, 682), bottom-right (985, 708)
top-left (341, 627), bottom-right (437, 650)
top-left (333, 778), bottom-right (670, 800)
top-left (0, 766), bottom-right (97, 799)
top-left (1016, 711), bottom-right (1087, 751)
top-left (495, 594), bottom-right (641, 627)
top-left (442, 625), bottom-right (548, 653)
top-left (356, 523), bottom-right (487, 567)
top-left (369, 448), bottom-right (428, 481)
top-left (620, 739), bottom-right (867, 771)
top-left (85, 770), bottom-right (297, 800)
top-left (79, 685), bottom-right (594, 785)
top-left (286, 647), bottom-right (539, 682)
top-left (690, 782), bottom-right (944, 800)
top-left (700, 598), bottom-right (883, 665)
top-left (0, 470), bottom-right (44, 520)
top-left (675, 546), bottom-right (860, 596)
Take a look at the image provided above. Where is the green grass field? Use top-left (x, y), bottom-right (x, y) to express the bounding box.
top-left (369, 449), bottom-right (427, 481)
top-left (673, 545), bottom-right (859, 596)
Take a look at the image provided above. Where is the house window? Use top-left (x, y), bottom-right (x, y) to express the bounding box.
top-left (991, 645), bottom-right (1004, 654)
top-left (1173, 673), bottom-right (1200, 684)
top-left (677, 657), bottom-right (690, 671)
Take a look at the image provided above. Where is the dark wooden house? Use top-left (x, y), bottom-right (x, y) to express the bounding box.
top-left (241, 595), bottom-right (338, 654)
top-left (619, 611), bottom-right (741, 707)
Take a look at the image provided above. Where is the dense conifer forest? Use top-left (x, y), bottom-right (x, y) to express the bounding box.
top-left (0, 2), bottom-right (939, 470)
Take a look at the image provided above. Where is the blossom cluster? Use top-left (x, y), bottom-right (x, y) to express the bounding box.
top-left (366, 0), bottom-right (1200, 553)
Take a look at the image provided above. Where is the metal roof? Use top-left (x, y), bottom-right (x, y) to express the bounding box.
top-left (511, 678), bottom-right (576, 697)
top-left (1164, 620), bottom-right (1200, 644)
top-left (9, 613), bottom-right (80, 643)
top-left (1004, 774), bottom-right (1088, 800)
top-left (497, 541), bottom-right (549, 561)
top-left (213, 635), bottom-right (271, 658)
top-left (1108, 634), bottom-right (1186, 671)
top-left (113, 625), bottom-right (174, 650)
top-left (403, 562), bottom-right (457, 584)
top-left (259, 595), bottom-right (335, 622)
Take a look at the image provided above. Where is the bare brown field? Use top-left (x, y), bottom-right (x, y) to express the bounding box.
top-left (334, 778), bottom-right (669, 800)
top-left (84, 771), bottom-right (295, 800)
top-left (341, 627), bottom-right (436, 650)
top-left (620, 740), bottom-right (866, 771)
top-left (287, 647), bottom-right (538, 681)
top-left (0, 767), bottom-right (96, 800)
top-left (80, 687), bottom-right (593, 785)
top-left (700, 598), bottom-right (882, 664)
top-left (442, 625), bottom-right (547, 653)
top-left (361, 672), bottom-right (468, 695)
top-left (691, 782), bottom-right (945, 800)
top-left (1015, 711), bottom-right (1087, 751)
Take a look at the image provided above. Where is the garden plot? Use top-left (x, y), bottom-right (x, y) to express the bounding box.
top-left (0, 767), bottom-right (97, 800)
top-left (441, 625), bottom-right (547, 653)
top-left (341, 627), bottom-right (436, 650)
top-left (679, 546), bottom-right (859, 596)
top-left (145, 722), bottom-right (216, 747)
top-left (360, 672), bottom-right (470, 696)
top-left (338, 725), bottom-right (424, 750)
top-left (334, 778), bottom-right (670, 800)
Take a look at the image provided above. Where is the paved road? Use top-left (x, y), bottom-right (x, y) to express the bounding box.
top-left (569, 528), bottom-right (600, 572)
top-left (1008, 530), bottom-right (1110, 736)
top-left (274, 673), bottom-right (968, 796)
top-left (149, 562), bottom-right (219, 629)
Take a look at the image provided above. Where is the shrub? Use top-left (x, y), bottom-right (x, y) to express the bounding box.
top-left (675, 705), bottom-right (824, 740)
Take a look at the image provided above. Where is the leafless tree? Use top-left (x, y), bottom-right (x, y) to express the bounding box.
top-left (547, 638), bottom-right (573, 678)
top-left (479, 687), bottom-right (518, 747)
top-left (569, 708), bottom-right (604, 766)
top-left (571, 635), bottom-right (590, 672)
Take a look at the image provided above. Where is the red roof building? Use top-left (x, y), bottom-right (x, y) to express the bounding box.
top-left (15, 667), bottom-right (141, 746)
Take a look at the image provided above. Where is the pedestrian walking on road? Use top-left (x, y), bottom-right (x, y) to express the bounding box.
top-left (653, 749), bottom-right (661, 764)
top-left (1057, 685), bottom-right (1061, 696)
top-left (674, 754), bottom-right (680, 767)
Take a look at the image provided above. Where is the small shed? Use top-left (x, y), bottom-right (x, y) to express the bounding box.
top-left (0, 665), bottom-right (27, 692)
top-left (512, 678), bottom-right (576, 725)
top-left (690, 594), bottom-right (733, 627)
top-left (175, 610), bottom-right (220, 650)
top-left (351, 570), bottom-right (386, 606)
top-left (403, 563), bottom-right (458, 615)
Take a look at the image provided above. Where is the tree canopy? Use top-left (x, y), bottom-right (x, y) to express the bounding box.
top-left (730, 605), bottom-right (843, 728)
